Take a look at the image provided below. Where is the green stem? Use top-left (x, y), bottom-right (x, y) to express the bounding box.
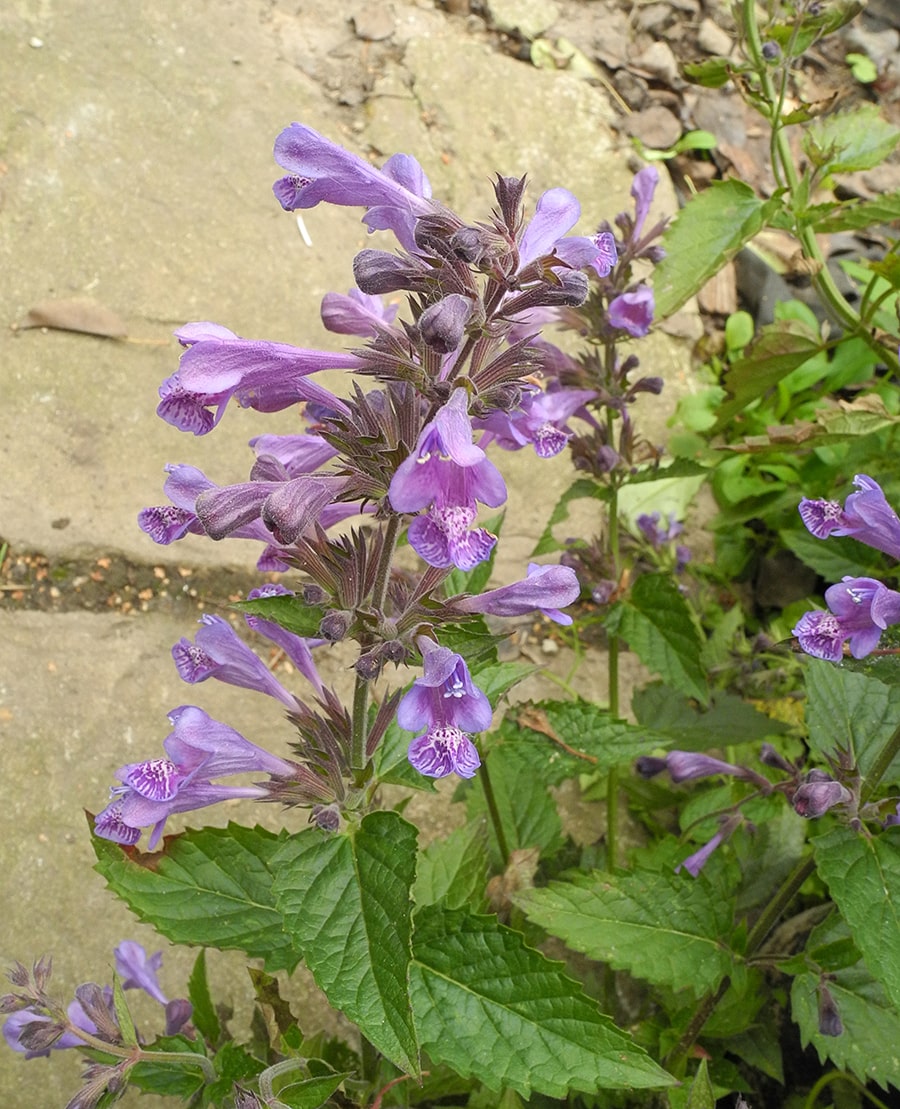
top-left (70, 1026), bottom-right (217, 1083)
top-left (351, 514), bottom-right (403, 774)
top-left (861, 719), bottom-right (900, 804)
top-left (740, 0), bottom-right (900, 375)
top-left (804, 1069), bottom-right (891, 1109)
top-left (605, 428), bottom-right (621, 872)
top-left (480, 756), bottom-right (510, 868)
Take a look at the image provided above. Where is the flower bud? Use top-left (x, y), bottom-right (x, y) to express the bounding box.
top-left (312, 804), bottom-right (341, 832)
top-left (303, 584), bottom-right (327, 605)
top-left (355, 650), bottom-right (382, 681)
top-left (318, 610), bottom-right (352, 643)
top-left (792, 774), bottom-right (852, 818)
top-left (817, 980), bottom-right (843, 1037)
top-left (418, 294), bottom-right (473, 354)
top-left (635, 756), bottom-right (668, 779)
top-left (353, 249), bottom-right (427, 294)
top-left (762, 40), bottom-right (781, 62)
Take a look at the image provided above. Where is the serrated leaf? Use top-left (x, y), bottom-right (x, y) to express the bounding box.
top-left (711, 319), bottom-right (825, 431)
top-left (812, 190), bottom-right (900, 233)
top-left (631, 684), bottom-right (787, 750)
top-left (92, 823), bottom-right (299, 973)
top-left (469, 660), bottom-right (535, 707)
top-left (232, 594), bottom-right (326, 637)
top-left (781, 527), bottom-right (883, 582)
top-left (655, 181), bottom-right (778, 318)
top-left (805, 659), bottom-right (900, 784)
top-left (410, 905), bottom-right (675, 1096)
top-left (415, 822), bottom-right (491, 911)
top-left (684, 1058), bottom-right (715, 1109)
top-left (804, 103), bottom-right (900, 174)
top-left (268, 1064), bottom-right (352, 1109)
top-left (518, 868), bottom-right (737, 996)
top-left (187, 949), bottom-right (220, 1046)
top-left (272, 811), bottom-right (419, 1073)
top-left (812, 826), bottom-right (900, 1012)
top-left (508, 700), bottom-right (673, 779)
top-left (128, 1034), bottom-right (210, 1099)
top-left (465, 741), bottom-right (563, 867)
top-left (607, 574), bottom-right (708, 705)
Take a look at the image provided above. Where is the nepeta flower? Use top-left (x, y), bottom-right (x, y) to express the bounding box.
top-left (664, 751), bottom-right (749, 783)
top-left (630, 166), bottom-right (659, 241)
top-left (676, 814), bottom-right (741, 878)
top-left (799, 474), bottom-right (900, 559)
top-left (244, 584), bottom-right (325, 696)
top-left (157, 323), bottom-right (356, 436)
top-left (172, 614), bottom-right (299, 707)
top-left (114, 942), bottom-right (168, 1006)
top-left (94, 705), bottom-right (296, 848)
top-left (320, 287), bottom-right (398, 338)
top-left (397, 637), bottom-right (491, 779)
top-left (478, 386), bottom-right (596, 458)
top-left (455, 562), bottom-right (580, 625)
top-left (517, 187), bottom-right (617, 277)
top-left (608, 285), bottom-right (654, 337)
top-left (389, 388), bottom-right (506, 570)
top-left (793, 576), bottom-right (900, 661)
top-left (792, 772), bottom-right (852, 818)
top-left (273, 123), bottom-right (433, 251)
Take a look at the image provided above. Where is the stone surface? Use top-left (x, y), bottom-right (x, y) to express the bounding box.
top-left (0, 1), bottom-right (696, 1103)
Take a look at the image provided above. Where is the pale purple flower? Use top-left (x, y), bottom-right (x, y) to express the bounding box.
top-left (172, 614), bottom-right (298, 708)
top-left (631, 165), bottom-right (659, 241)
top-left (3, 1009), bottom-right (85, 1058)
top-left (799, 474), bottom-right (900, 559)
top-left (113, 942), bottom-right (168, 1006)
top-left (455, 563), bottom-right (581, 625)
top-left (94, 705), bottom-right (296, 848)
top-left (608, 286), bottom-right (654, 337)
top-left (157, 322), bottom-right (356, 436)
top-left (397, 637), bottom-right (491, 779)
top-left (320, 287), bottom-right (398, 338)
top-left (390, 388), bottom-right (506, 570)
top-left (676, 814), bottom-right (741, 877)
top-left (793, 576), bottom-right (900, 661)
top-left (517, 188), bottom-right (617, 277)
top-left (477, 387), bottom-right (596, 458)
top-left (244, 584), bottom-right (325, 696)
top-left (273, 123), bottom-right (433, 251)
top-left (664, 751), bottom-right (749, 783)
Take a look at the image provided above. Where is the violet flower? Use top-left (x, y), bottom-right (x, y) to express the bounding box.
top-left (793, 576), bottom-right (900, 661)
top-left (631, 165), bottom-right (659, 241)
top-left (389, 388), bottom-right (506, 571)
top-left (792, 772), bottom-right (852, 818)
top-left (172, 614), bottom-right (299, 708)
top-left (676, 814), bottom-right (742, 878)
top-left (157, 322), bottom-right (356, 436)
top-left (94, 705), bottom-right (296, 848)
top-left (320, 287), bottom-right (398, 338)
top-left (607, 285), bottom-right (654, 337)
top-left (272, 123), bottom-right (434, 252)
top-left (799, 474), bottom-right (900, 560)
top-left (454, 562), bottom-right (580, 625)
top-left (397, 637), bottom-right (492, 778)
top-left (113, 942), bottom-right (168, 1006)
top-left (517, 187), bottom-right (618, 278)
top-left (244, 584), bottom-right (325, 696)
top-left (3, 1008), bottom-right (86, 1058)
top-left (663, 751), bottom-right (749, 783)
top-left (477, 386), bottom-right (596, 459)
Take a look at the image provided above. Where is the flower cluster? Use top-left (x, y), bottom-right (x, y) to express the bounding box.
top-left (88, 122), bottom-right (634, 846)
top-left (793, 474), bottom-right (900, 660)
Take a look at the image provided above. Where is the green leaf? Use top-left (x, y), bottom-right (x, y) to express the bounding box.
top-left (813, 190), bottom-right (900, 232)
top-left (92, 823), bottom-right (299, 973)
top-left (768, 1), bottom-right (864, 53)
top-left (410, 905), bottom-right (675, 1096)
top-left (505, 699), bottom-right (673, 779)
top-left (415, 822), bottom-right (490, 911)
top-left (266, 1062), bottom-right (352, 1109)
top-left (781, 527), bottom-right (883, 581)
top-left (631, 684), bottom-right (787, 750)
top-left (812, 826), bottom-right (900, 1012)
top-left (606, 574), bottom-right (708, 705)
top-left (791, 915), bottom-right (900, 1092)
top-left (470, 660), bottom-right (536, 707)
top-left (711, 318), bottom-right (825, 431)
top-left (272, 811), bottom-right (419, 1074)
top-left (128, 1034), bottom-right (209, 1099)
top-left (111, 973), bottom-right (138, 1048)
top-left (232, 593), bottom-right (326, 637)
top-left (804, 104), bottom-right (900, 174)
top-left (465, 741), bottom-right (563, 867)
top-left (805, 659), bottom-right (900, 783)
top-left (518, 868), bottom-right (737, 996)
top-left (684, 1059), bottom-right (716, 1109)
top-left (187, 949), bottom-right (220, 1047)
top-left (654, 181), bottom-right (779, 318)
top-left (682, 57), bottom-right (733, 87)
top-left (531, 477), bottom-right (608, 556)
top-left (846, 52), bottom-right (878, 84)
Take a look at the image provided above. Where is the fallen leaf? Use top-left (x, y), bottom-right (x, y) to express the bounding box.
top-left (19, 298), bottom-right (127, 339)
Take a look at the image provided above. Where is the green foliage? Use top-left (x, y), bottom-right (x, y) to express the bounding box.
top-left (409, 905), bottom-right (676, 1096)
top-left (231, 593), bottom-right (326, 637)
top-left (272, 812), bottom-right (420, 1073)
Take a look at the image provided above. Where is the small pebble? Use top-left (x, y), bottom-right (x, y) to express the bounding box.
top-left (29, 36), bottom-right (43, 48)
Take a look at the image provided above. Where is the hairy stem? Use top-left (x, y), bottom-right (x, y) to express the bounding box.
top-left (605, 409), bottom-right (621, 872)
top-left (480, 755), bottom-right (511, 868)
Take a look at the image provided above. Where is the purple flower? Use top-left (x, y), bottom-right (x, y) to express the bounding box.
top-left (636, 512), bottom-right (683, 550)
top-left (664, 751), bottom-right (749, 783)
top-left (799, 474), bottom-right (900, 560)
top-left (631, 165), bottom-right (659, 241)
top-left (320, 287), bottom-right (398, 338)
top-left (272, 124), bottom-right (433, 252)
top-left (244, 584), bottom-right (325, 696)
top-left (676, 814), bottom-right (741, 878)
top-left (94, 705), bottom-right (296, 848)
top-left (113, 942), bottom-right (168, 1006)
top-left (792, 772), bottom-right (852, 818)
top-left (3, 1009), bottom-right (85, 1058)
top-left (157, 323), bottom-right (356, 436)
top-left (454, 563), bottom-right (581, 625)
top-left (516, 188), bottom-right (618, 278)
top-left (389, 388), bottom-right (506, 570)
top-left (478, 386), bottom-right (596, 459)
top-left (194, 473), bottom-right (351, 545)
top-left (793, 576), bottom-right (900, 661)
top-left (418, 294), bottom-right (474, 354)
top-left (607, 286), bottom-right (654, 337)
top-left (172, 614), bottom-right (298, 708)
top-left (397, 637), bottom-right (491, 779)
